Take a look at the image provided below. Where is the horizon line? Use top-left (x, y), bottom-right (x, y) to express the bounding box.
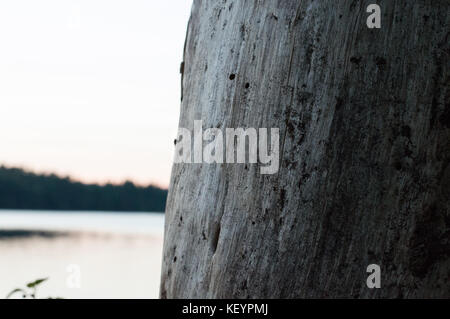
top-left (0, 163), bottom-right (168, 190)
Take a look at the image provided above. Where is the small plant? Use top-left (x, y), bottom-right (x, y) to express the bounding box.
top-left (6, 278), bottom-right (62, 299)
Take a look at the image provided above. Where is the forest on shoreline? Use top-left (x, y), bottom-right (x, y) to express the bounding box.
top-left (0, 166), bottom-right (167, 212)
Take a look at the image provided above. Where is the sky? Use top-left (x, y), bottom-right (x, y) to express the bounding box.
top-left (0, 0), bottom-right (193, 188)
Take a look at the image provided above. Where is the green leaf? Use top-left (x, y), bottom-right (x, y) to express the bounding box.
top-left (26, 278), bottom-right (48, 288)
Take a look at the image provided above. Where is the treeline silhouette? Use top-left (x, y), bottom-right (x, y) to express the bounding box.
top-left (0, 166), bottom-right (167, 212)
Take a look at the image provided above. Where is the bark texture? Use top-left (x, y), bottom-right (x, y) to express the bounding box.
top-left (161, 0), bottom-right (450, 298)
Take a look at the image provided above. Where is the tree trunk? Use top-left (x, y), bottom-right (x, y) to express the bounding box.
top-left (160, 0), bottom-right (449, 298)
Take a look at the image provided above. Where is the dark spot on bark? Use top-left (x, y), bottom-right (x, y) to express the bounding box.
top-left (439, 104), bottom-right (450, 128)
top-left (423, 15), bottom-right (429, 22)
top-left (241, 279), bottom-right (248, 290)
top-left (251, 221), bottom-right (255, 225)
top-left (375, 56), bottom-right (387, 68)
top-left (211, 224), bottom-right (221, 253)
top-left (205, 64), bottom-right (208, 72)
top-left (240, 24), bottom-right (245, 40)
top-left (180, 216), bottom-right (183, 222)
top-left (245, 82), bottom-right (250, 89)
top-left (174, 139), bottom-right (177, 145)
top-left (297, 91), bottom-right (313, 104)
top-left (229, 73), bottom-right (236, 80)
top-left (286, 121), bottom-right (295, 137)
top-left (401, 125), bottom-right (411, 138)
top-left (409, 204), bottom-right (449, 278)
top-left (270, 13), bottom-right (278, 21)
top-left (286, 160), bottom-right (297, 169)
top-left (335, 97), bottom-right (344, 110)
top-left (245, 164), bottom-right (248, 170)
top-left (202, 231), bottom-right (206, 240)
top-left (298, 173), bottom-right (310, 189)
top-left (394, 161), bottom-right (402, 171)
top-left (350, 56), bottom-right (362, 65)
top-left (173, 256), bottom-right (177, 262)
top-left (339, 14), bottom-right (343, 19)
top-left (279, 189), bottom-right (286, 210)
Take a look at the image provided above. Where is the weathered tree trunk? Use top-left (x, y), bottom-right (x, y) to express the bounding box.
top-left (160, 0), bottom-right (449, 298)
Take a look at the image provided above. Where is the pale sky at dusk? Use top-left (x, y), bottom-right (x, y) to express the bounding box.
top-left (0, 0), bottom-right (193, 188)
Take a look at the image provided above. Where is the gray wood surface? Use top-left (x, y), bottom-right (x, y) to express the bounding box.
top-left (161, 0), bottom-right (449, 298)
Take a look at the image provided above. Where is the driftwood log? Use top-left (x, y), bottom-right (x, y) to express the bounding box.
top-left (160, 0), bottom-right (449, 298)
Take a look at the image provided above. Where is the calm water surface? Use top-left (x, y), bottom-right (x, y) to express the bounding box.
top-left (0, 210), bottom-right (165, 299)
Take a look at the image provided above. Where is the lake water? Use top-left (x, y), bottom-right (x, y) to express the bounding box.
top-left (0, 210), bottom-right (165, 299)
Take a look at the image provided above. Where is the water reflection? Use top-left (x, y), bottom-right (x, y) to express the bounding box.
top-left (0, 211), bottom-right (164, 299)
